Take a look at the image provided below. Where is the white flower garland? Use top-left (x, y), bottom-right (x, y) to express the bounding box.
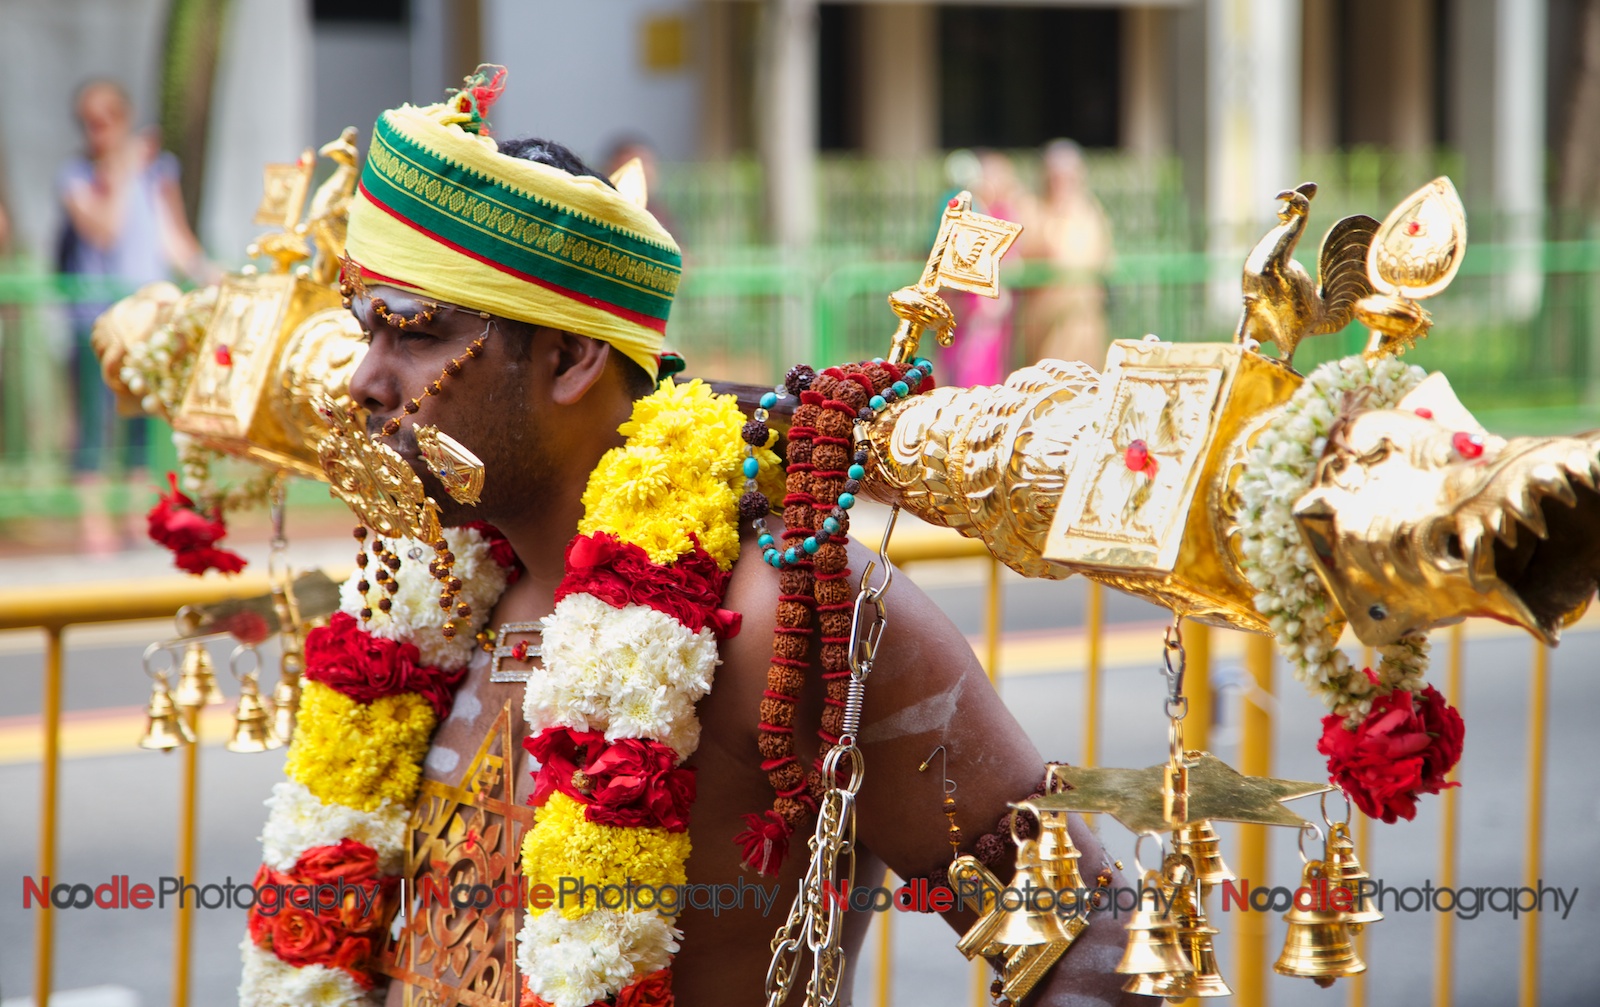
top-left (337, 526), bottom-right (508, 670)
top-left (1236, 354), bottom-right (1430, 719)
top-left (120, 287), bottom-right (215, 418)
top-left (238, 938), bottom-right (373, 1007)
top-left (258, 780), bottom-right (410, 875)
top-left (527, 593), bottom-right (718, 763)
top-left (516, 910), bottom-right (682, 1007)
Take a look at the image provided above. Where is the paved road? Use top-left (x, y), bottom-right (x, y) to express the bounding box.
top-left (2, 555), bottom-right (1597, 1006)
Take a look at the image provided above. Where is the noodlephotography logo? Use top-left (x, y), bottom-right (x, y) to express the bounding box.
top-left (19, 875), bottom-right (335, 914)
top-left (1217, 877), bottom-right (1579, 921)
top-left (21, 872), bottom-right (1579, 924)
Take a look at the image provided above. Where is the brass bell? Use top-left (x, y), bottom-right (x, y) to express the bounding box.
top-left (226, 646), bottom-right (283, 754)
top-left (1173, 820), bottom-right (1235, 894)
top-left (1326, 823), bottom-right (1383, 929)
top-left (983, 838), bottom-right (1079, 949)
top-left (1274, 860), bottom-right (1366, 986)
top-left (1153, 918), bottom-right (1231, 1000)
top-left (139, 672), bottom-right (195, 752)
top-left (1035, 809), bottom-right (1089, 893)
top-left (1117, 871), bottom-right (1192, 982)
top-left (270, 650), bottom-right (303, 745)
top-left (227, 679), bottom-right (282, 753)
top-left (174, 641), bottom-right (225, 710)
top-left (1151, 860), bottom-right (1231, 1000)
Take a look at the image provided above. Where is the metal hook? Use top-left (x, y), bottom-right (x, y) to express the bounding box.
top-left (1321, 789), bottom-right (1353, 828)
top-left (1162, 615), bottom-right (1188, 720)
top-left (143, 641), bottom-right (176, 680)
top-left (229, 644), bottom-right (262, 682)
top-left (918, 745), bottom-right (956, 795)
top-left (1132, 833), bottom-right (1164, 877)
top-left (858, 504), bottom-right (900, 602)
top-left (1297, 822), bottom-right (1325, 864)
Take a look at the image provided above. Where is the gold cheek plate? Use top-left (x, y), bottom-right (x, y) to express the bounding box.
top-left (415, 424), bottom-right (486, 506)
top-left (314, 395), bottom-right (442, 543)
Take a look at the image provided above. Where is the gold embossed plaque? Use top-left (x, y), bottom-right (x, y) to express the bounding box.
top-left (1043, 340), bottom-right (1301, 629)
top-left (380, 702), bottom-right (535, 1006)
top-left (175, 272), bottom-right (344, 475)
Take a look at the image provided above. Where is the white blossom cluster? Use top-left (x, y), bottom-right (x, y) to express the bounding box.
top-left (516, 910), bottom-right (681, 1007)
top-left (238, 937), bottom-right (378, 1006)
top-left (258, 779), bottom-right (410, 875)
top-left (118, 287), bottom-right (216, 418)
top-left (173, 433), bottom-right (280, 516)
top-left (528, 592), bottom-right (718, 762)
top-left (338, 526), bottom-right (509, 670)
top-left (1235, 354), bottom-right (1429, 719)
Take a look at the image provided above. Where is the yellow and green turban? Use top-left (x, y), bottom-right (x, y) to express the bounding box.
top-left (345, 71), bottom-right (681, 378)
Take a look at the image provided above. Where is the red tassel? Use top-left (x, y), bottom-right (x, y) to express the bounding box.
top-left (734, 810), bottom-right (793, 877)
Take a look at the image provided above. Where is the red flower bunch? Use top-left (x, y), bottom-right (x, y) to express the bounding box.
top-left (246, 839), bottom-right (395, 986)
top-left (556, 533), bottom-right (740, 640)
top-left (304, 612), bottom-right (467, 718)
top-left (525, 728), bottom-right (697, 832)
top-left (462, 520), bottom-right (522, 583)
top-left (146, 472), bottom-right (247, 576)
top-left (1318, 683), bottom-right (1464, 823)
top-left (616, 968), bottom-right (675, 1007)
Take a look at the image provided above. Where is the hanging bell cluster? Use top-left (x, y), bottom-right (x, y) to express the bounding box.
top-left (1117, 851), bottom-right (1231, 999)
top-left (137, 636), bottom-right (302, 755)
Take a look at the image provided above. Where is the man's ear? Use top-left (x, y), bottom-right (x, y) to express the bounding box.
top-left (544, 329), bottom-right (612, 406)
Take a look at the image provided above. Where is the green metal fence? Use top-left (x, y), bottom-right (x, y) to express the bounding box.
top-left (3, 150), bottom-right (1598, 521)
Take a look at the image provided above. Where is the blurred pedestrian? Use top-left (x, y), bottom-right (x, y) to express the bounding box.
top-left (56, 79), bottom-right (210, 552)
top-left (1025, 139), bottom-right (1112, 366)
top-left (947, 150), bottom-right (1033, 387)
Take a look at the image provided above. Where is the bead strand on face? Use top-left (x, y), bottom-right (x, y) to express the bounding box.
top-left (378, 334), bottom-right (488, 438)
top-left (353, 525), bottom-right (375, 622)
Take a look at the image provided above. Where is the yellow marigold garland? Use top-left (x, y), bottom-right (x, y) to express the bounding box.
top-left (519, 793), bottom-right (692, 919)
top-left (579, 378), bottom-right (777, 569)
top-left (284, 681), bottom-right (438, 812)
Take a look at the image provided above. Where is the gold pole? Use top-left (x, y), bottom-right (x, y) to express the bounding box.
top-left (173, 705), bottom-right (200, 1007)
top-left (1084, 582), bottom-right (1103, 767)
top-left (1234, 633), bottom-right (1275, 1007)
top-left (1435, 623), bottom-right (1465, 1007)
top-left (876, 869), bottom-right (892, 1007)
top-left (35, 627), bottom-right (63, 1007)
top-left (1348, 645), bottom-right (1376, 1007)
top-left (1185, 624), bottom-right (1211, 753)
top-left (974, 559), bottom-right (1003, 1007)
top-left (1519, 642), bottom-right (1549, 1007)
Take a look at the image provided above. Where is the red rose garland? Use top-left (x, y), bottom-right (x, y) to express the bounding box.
top-left (304, 611), bottom-right (469, 719)
top-left (245, 838), bottom-right (397, 987)
top-left (1318, 681), bottom-right (1465, 823)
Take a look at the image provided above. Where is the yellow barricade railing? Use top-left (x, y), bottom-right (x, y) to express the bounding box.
top-left (0, 529), bottom-right (1555, 1007)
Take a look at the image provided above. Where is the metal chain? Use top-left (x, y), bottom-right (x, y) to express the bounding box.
top-left (765, 505), bottom-right (900, 1007)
